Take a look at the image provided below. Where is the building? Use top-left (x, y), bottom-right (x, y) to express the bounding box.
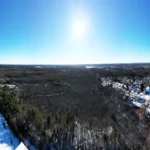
top-left (3, 84), bottom-right (16, 89)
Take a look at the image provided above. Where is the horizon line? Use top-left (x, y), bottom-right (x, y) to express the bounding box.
top-left (0, 62), bottom-right (150, 66)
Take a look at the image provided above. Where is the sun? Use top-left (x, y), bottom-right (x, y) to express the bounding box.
top-left (73, 20), bottom-right (86, 38)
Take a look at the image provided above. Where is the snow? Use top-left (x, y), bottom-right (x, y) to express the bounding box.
top-left (0, 144), bottom-right (13, 150)
top-left (139, 93), bottom-right (144, 96)
top-left (0, 114), bottom-right (20, 150)
top-left (140, 95), bottom-right (150, 101)
top-left (0, 113), bottom-right (28, 150)
top-left (132, 101), bottom-right (143, 108)
top-left (86, 66), bottom-right (94, 69)
top-left (3, 84), bottom-right (16, 89)
top-left (16, 142), bottom-right (28, 150)
top-left (101, 78), bottom-right (150, 116)
top-left (146, 106), bottom-right (150, 115)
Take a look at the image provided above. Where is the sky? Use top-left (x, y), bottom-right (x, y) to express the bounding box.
top-left (0, 0), bottom-right (150, 64)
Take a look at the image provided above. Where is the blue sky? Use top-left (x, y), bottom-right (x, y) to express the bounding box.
top-left (0, 0), bottom-right (150, 64)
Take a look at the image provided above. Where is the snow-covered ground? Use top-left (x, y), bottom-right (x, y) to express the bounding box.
top-left (101, 77), bottom-right (150, 115)
top-left (0, 113), bottom-right (28, 150)
top-left (16, 142), bottom-right (28, 150)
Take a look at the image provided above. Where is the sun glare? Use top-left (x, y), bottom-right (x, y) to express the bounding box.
top-left (73, 20), bottom-right (86, 38)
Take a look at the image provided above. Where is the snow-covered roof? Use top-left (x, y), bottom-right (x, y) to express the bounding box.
top-left (140, 95), bottom-right (150, 101)
top-left (3, 84), bottom-right (16, 89)
top-left (132, 101), bottom-right (143, 108)
top-left (139, 92), bottom-right (144, 96)
top-left (145, 86), bottom-right (150, 92)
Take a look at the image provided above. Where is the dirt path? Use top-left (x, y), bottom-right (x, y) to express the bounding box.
top-left (31, 90), bottom-right (66, 97)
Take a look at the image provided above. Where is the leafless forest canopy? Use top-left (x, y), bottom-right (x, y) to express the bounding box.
top-left (0, 64), bottom-right (150, 149)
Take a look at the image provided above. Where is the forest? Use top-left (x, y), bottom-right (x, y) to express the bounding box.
top-left (0, 64), bottom-right (150, 149)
